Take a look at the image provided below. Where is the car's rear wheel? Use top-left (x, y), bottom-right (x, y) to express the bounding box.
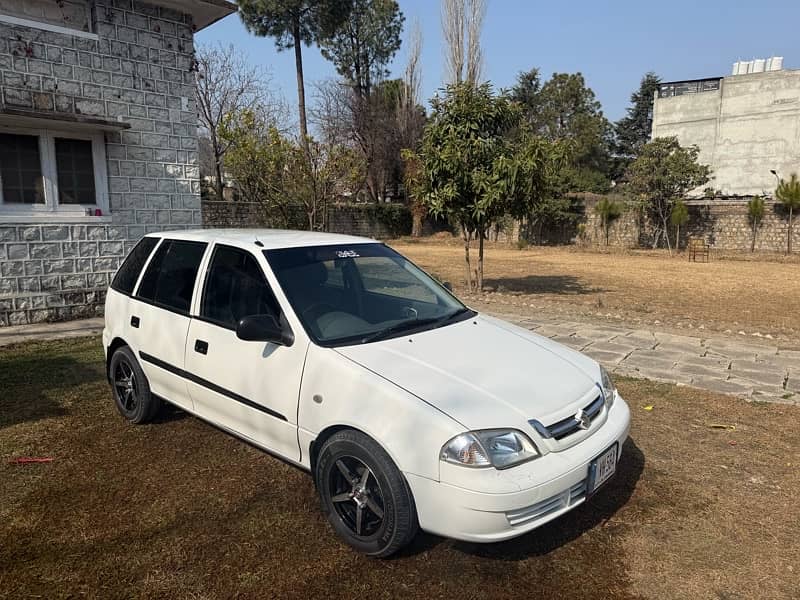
top-left (315, 429), bottom-right (418, 558)
top-left (109, 346), bottom-right (160, 424)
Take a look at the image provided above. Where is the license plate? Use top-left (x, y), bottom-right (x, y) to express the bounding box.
top-left (588, 443), bottom-right (618, 495)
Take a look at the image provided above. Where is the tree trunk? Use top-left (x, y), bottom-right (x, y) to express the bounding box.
top-left (292, 19), bottom-right (309, 155)
top-left (411, 212), bottom-right (423, 237)
top-left (662, 214), bottom-right (672, 256)
top-left (214, 157), bottom-right (224, 202)
top-left (477, 230), bottom-right (485, 291)
top-left (788, 206), bottom-right (794, 255)
top-left (676, 224), bottom-right (680, 251)
top-left (462, 225), bottom-right (473, 291)
top-left (751, 222), bottom-right (757, 252)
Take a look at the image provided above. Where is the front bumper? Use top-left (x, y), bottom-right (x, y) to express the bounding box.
top-left (405, 395), bottom-right (631, 543)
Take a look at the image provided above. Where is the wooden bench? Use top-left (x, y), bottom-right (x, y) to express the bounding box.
top-left (688, 238), bottom-right (709, 262)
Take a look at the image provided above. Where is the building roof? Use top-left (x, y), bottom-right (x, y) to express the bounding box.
top-left (159, 0), bottom-right (237, 31)
top-left (146, 229), bottom-right (377, 250)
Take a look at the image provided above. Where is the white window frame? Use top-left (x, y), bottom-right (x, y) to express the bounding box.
top-left (0, 124), bottom-right (109, 218)
top-left (0, 0), bottom-right (96, 39)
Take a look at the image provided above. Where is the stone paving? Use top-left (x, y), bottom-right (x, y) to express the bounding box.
top-left (0, 314), bottom-right (797, 405)
top-left (491, 311), bottom-right (799, 405)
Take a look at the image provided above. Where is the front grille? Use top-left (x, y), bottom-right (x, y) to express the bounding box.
top-left (532, 393), bottom-right (604, 441)
top-left (505, 479), bottom-right (587, 527)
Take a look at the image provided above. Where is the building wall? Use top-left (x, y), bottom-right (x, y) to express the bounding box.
top-left (652, 70), bottom-right (800, 196)
top-left (0, 0), bottom-right (200, 326)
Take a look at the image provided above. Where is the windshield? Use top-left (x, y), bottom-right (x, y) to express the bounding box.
top-left (264, 243), bottom-right (471, 346)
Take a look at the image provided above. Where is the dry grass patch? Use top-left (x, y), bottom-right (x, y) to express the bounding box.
top-left (1, 337), bottom-right (799, 599)
top-left (390, 239), bottom-right (800, 343)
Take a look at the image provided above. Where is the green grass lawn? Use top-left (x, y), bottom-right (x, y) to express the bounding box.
top-left (1, 336), bottom-right (799, 599)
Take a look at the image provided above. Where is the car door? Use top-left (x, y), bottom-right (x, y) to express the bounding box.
top-left (183, 244), bottom-right (307, 463)
top-left (129, 238), bottom-right (208, 411)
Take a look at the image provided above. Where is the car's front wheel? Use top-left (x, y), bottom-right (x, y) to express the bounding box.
top-left (108, 345), bottom-right (161, 424)
top-left (315, 429), bottom-right (419, 558)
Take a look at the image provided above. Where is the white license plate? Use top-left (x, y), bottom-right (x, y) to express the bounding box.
top-left (588, 444), bottom-right (618, 494)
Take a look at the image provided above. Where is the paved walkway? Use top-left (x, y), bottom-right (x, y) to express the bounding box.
top-left (1, 314), bottom-right (797, 405)
top-left (491, 311), bottom-right (799, 405)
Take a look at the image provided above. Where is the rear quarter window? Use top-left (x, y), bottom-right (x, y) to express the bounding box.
top-left (110, 237), bottom-right (159, 295)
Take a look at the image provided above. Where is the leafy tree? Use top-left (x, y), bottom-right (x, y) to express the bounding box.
top-left (747, 195), bottom-right (765, 252)
top-left (670, 198), bottom-right (689, 250)
top-left (615, 72), bottom-right (661, 161)
top-left (220, 108), bottom-right (363, 230)
top-left (625, 136), bottom-right (711, 254)
top-left (319, 0), bottom-right (404, 101)
top-left (595, 198), bottom-right (623, 246)
top-left (237, 0), bottom-right (350, 151)
top-left (776, 173), bottom-right (800, 254)
top-left (511, 71), bottom-right (613, 193)
top-left (420, 83), bottom-right (560, 290)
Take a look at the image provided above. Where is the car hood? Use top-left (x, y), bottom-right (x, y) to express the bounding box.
top-left (334, 313), bottom-right (601, 430)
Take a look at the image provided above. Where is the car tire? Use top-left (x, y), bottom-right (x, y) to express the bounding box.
top-left (108, 345), bottom-right (161, 424)
top-left (315, 429), bottom-right (419, 558)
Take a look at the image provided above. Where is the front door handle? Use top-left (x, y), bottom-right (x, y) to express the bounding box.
top-left (130, 316), bottom-right (140, 328)
top-left (194, 339), bottom-right (208, 355)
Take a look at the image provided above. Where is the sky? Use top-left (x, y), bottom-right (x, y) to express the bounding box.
top-left (198, 0), bottom-right (800, 125)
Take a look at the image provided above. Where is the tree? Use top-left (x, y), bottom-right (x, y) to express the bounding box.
top-left (615, 72), bottom-right (661, 161)
top-left (625, 136), bottom-right (711, 254)
top-left (595, 198), bottom-right (623, 246)
top-left (195, 43), bottom-right (283, 202)
top-left (220, 108), bottom-right (363, 230)
top-left (512, 71), bottom-right (613, 193)
top-left (237, 0), bottom-right (350, 152)
top-left (319, 0), bottom-right (404, 101)
top-left (776, 173), bottom-right (800, 254)
top-left (670, 198), bottom-right (689, 250)
top-left (441, 0), bottom-right (485, 86)
top-left (747, 195), bottom-right (765, 252)
top-left (419, 83), bottom-right (559, 290)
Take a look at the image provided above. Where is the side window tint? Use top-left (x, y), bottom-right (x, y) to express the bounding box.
top-left (201, 245), bottom-right (279, 328)
top-left (136, 240), bottom-right (207, 314)
top-left (111, 236), bottom-right (158, 295)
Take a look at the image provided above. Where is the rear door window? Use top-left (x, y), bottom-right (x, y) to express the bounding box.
top-left (136, 239), bottom-right (207, 314)
top-left (111, 236), bottom-right (159, 295)
top-left (200, 245), bottom-right (280, 329)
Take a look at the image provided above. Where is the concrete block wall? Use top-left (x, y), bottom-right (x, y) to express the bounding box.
top-left (0, 0), bottom-right (201, 326)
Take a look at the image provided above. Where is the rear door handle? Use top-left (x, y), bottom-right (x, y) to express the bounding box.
top-left (194, 339), bottom-right (208, 355)
top-left (130, 316), bottom-right (140, 328)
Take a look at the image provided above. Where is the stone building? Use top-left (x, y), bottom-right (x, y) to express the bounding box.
top-left (0, 0), bottom-right (235, 326)
top-left (651, 60), bottom-right (800, 197)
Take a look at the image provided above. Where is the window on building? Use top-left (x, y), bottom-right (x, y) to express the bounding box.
top-left (0, 128), bottom-right (108, 217)
top-left (0, 133), bottom-right (44, 205)
top-left (136, 240), bottom-right (208, 315)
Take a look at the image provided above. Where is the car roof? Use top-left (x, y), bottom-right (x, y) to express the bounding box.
top-left (144, 228), bottom-right (378, 250)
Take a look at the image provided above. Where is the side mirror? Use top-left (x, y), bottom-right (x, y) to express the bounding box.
top-left (236, 314), bottom-right (294, 346)
top-left (443, 281), bottom-right (453, 292)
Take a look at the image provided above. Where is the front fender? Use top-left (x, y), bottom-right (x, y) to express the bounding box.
top-left (297, 343), bottom-right (464, 480)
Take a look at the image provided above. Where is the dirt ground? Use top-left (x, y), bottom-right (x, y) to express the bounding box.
top-left (390, 237), bottom-right (800, 346)
top-left (1, 337), bottom-right (799, 599)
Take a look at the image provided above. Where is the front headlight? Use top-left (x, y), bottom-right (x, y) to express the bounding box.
top-left (440, 429), bottom-right (540, 470)
top-left (600, 366), bottom-right (615, 409)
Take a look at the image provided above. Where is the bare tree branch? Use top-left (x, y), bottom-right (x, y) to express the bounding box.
top-left (465, 0), bottom-right (485, 86)
top-left (441, 0), bottom-right (465, 85)
top-left (195, 43), bottom-right (287, 201)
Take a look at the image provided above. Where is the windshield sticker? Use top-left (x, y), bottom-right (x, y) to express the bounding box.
top-left (336, 249), bottom-right (360, 258)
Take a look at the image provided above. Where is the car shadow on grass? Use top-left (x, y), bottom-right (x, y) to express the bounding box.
top-left (400, 437), bottom-right (644, 560)
top-left (0, 353), bottom-right (105, 429)
top-left (482, 275), bottom-right (602, 296)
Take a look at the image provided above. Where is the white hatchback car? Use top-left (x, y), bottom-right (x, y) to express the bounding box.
top-left (103, 229), bottom-right (630, 557)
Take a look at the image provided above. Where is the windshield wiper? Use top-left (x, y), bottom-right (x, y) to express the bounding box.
top-left (361, 317), bottom-right (442, 344)
top-left (360, 308), bottom-right (475, 344)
